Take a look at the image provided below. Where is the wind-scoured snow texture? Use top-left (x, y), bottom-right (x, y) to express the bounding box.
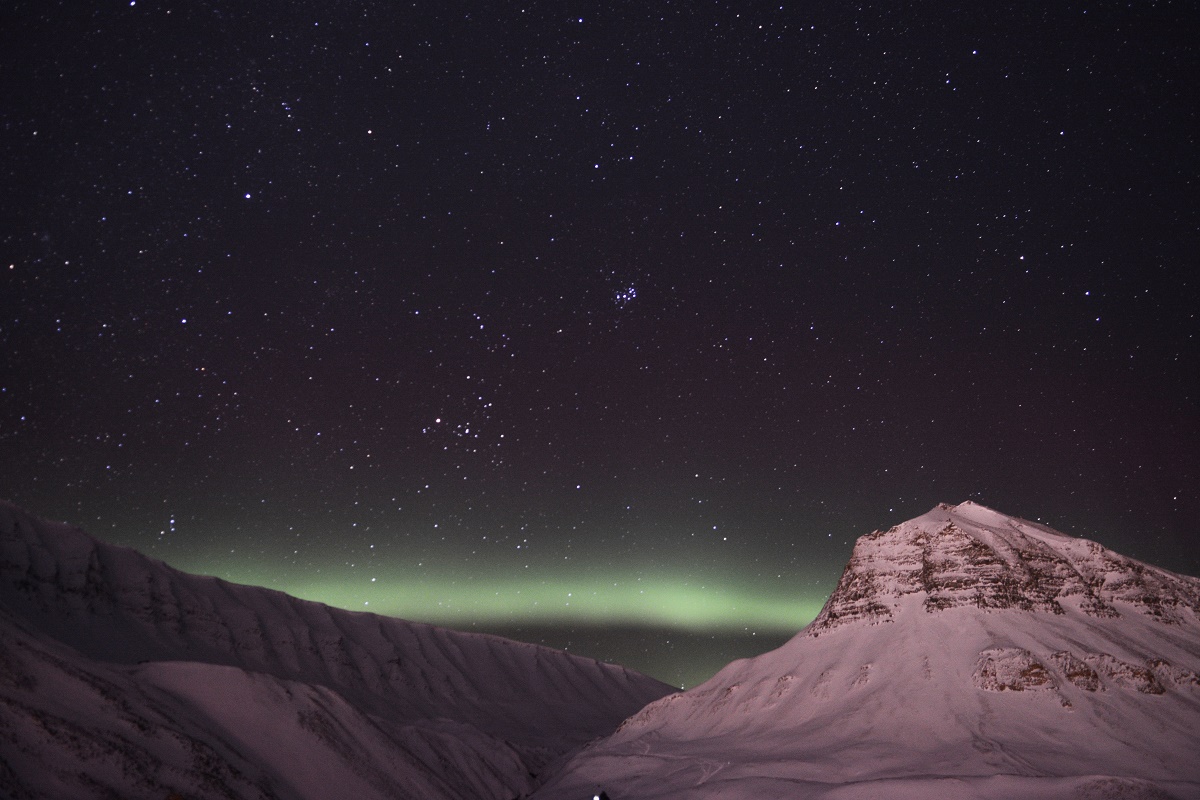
top-left (0, 501), bottom-right (674, 800)
top-left (533, 502), bottom-right (1200, 800)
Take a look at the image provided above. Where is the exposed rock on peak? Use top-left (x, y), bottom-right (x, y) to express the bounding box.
top-left (810, 501), bottom-right (1200, 633)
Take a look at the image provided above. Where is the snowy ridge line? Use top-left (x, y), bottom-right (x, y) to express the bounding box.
top-left (0, 500), bottom-right (672, 751)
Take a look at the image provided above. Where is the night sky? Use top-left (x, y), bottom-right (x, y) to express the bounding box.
top-left (3, 2), bottom-right (1197, 688)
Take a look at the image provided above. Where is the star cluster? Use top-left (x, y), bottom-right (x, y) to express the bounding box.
top-left (2, 2), bottom-right (1197, 687)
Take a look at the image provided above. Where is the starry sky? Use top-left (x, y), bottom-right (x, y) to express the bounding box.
top-left (2, 1), bottom-right (1197, 688)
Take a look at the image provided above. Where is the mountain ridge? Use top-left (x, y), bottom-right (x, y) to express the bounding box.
top-left (6, 499), bottom-right (1198, 799)
top-left (532, 501), bottom-right (1200, 800)
top-left (0, 499), bottom-right (674, 799)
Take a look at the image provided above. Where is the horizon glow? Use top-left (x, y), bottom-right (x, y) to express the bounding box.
top-left (198, 564), bottom-right (828, 633)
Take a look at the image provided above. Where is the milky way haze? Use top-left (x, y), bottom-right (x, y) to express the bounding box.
top-left (2, 2), bottom-right (1196, 686)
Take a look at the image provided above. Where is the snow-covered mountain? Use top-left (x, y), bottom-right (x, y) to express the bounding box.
top-left (0, 501), bottom-right (674, 800)
top-left (533, 502), bottom-right (1200, 800)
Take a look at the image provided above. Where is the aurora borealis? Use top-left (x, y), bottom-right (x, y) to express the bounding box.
top-left (200, 563), bottom-right (827, 633)
top-left (2, 2), bottom-right (1197, 688)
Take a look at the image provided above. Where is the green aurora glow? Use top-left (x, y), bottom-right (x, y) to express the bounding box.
top-left (200, 564), bottom-right (827, 634)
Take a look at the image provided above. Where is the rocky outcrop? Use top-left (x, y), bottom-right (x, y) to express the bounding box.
top-left (971, 647), bottom-right (1193, 700)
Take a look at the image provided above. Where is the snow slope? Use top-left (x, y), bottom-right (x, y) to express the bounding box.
top-left (533, 502), bottom-right (1200, 800)
top-left (0, 501), bottom-right (674, 799)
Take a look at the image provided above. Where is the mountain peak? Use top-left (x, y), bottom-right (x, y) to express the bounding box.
top-left (810, 502), bottom-right (1200, 634)
top-left (533, 504), bottom-right (1200, 799)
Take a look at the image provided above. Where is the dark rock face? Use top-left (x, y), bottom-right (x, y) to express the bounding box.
top-left (969, 646), bottom-right (1189, 698)
top-left (810, 503), bottom-right (1200, 633)
top-left (973, 647), bottom-right (1056, 692)
top-left (1050, 651), bottom-right (1102, 691)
